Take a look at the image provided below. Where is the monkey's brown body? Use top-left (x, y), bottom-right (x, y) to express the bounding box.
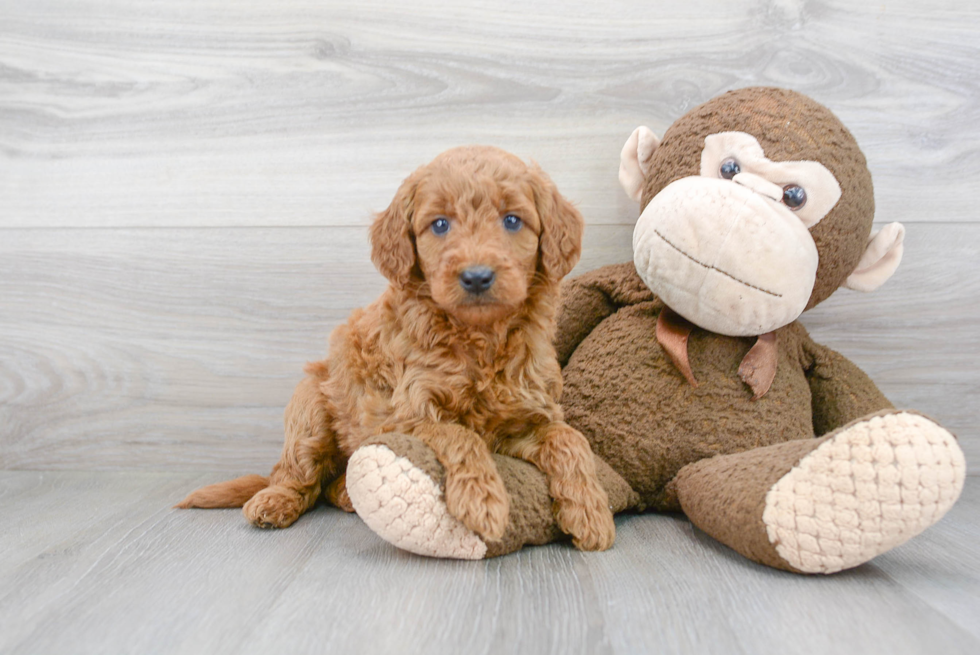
top-left (344, 88), bottom-right (966, 573)
top-left (555, 261), bottom-right (891, 513)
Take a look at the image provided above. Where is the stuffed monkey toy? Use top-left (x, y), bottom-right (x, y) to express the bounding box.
top-left (344, 88), bottom-right (967, 574)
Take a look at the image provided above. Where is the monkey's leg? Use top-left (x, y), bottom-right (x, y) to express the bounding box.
top-left (499, 422), bottom-right (617, 552)
top-left (673, 410), bottom-right (965, 574)
top-left (345, 433), bottom-right (637, 559)
top-left (243, 363), bottom-right (344, 529)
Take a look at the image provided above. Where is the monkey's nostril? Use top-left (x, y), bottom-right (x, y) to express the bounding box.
top-left (459, 267), bottom-right (496, 294)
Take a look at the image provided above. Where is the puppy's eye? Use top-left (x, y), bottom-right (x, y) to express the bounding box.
top-left (782, 185), bottom-right (807, 210)
top-left (502, 214), bottom-right (523, 232)
top-left (719, 158), bottom-right (741, 180)
top-left (430, 217), bottom-right (451, 236)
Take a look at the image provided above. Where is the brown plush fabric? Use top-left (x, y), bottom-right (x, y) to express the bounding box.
top-left (352, 89), bottom-right (908, 572)
top-left (555, 95), bottom-right (899, 515)
top-left (560, 265), bottom-right (801, 509)
top-left (485, 453), bottom-right (637, 557)
top-left (674, 407), bottom-right (938, 572)
top-left (499, 89), bottom-right (890, 565)
top-left (362, 432), bottom-right (637, 558)
top-left (805, 339), bottom-right (894, 436)
top-left (640, 87), bottom-right (875, 311)
top-left (554, 261), bottom-right (654, 366)
top-left (558, 262), bottom-right (894, 512)
top-left (594, 455), bottom-right (641, 514)
top-left (672, 438), bottom-right (826, 572)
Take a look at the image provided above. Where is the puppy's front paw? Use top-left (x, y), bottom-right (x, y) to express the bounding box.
top-left (243, 485), bottom-right (306, 529)
top-left (444, 468), bottom-right (510, 542)
top-left (556, 488), bottom-right (616, 552)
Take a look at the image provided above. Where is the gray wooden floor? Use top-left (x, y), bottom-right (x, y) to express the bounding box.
top-left (2, 1), bottom-right (979, 653)
top-left (0, 471), bottom-right (977, 655)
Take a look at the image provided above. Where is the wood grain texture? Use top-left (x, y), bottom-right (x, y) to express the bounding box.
top-left (0, 223), bottom-right (629, 470)
top-left (872, 478), bottom-right (980, 644)
top-left (1, 0), bottom-right (979, 229)
top-left (2, 3), bottom-right (978, 653)
top-left (1, 222), bottom-right (976, 470)
top-left (0, 471), bottom-right (977, 655)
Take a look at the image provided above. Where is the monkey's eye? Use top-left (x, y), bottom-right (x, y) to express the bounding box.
top-left (430, 217), bottom-right (451, 236)
top-left (719, 158), bottom-right (741, 180)
top-left (502, 214), bottom-right (523, 232)
top-left (782, 185), bottom-right (807, 210)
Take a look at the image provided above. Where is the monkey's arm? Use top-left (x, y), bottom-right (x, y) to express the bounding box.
top-left (802, 336), bottom-right (894, 437)
top-left (555, 262), bottom-right (653, 366)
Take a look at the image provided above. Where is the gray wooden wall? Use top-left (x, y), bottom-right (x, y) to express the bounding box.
top-left (2, 0), bottom-right (978, 472)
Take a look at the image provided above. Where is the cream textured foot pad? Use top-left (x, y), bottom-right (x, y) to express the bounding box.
top-left (763, 412), bottom-right (966, 573)
top-left (346, 444), bottom-right (487, 559)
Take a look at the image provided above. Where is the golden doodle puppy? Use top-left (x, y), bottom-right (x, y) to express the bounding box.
top-left (178, 146), bottom-right (616, 550)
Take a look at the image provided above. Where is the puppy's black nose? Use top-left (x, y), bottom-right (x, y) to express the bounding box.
top-left (459, 266), bottom-right (496, 294)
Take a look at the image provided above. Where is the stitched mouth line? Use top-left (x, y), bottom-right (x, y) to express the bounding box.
top-left (653, 228), bottom-right (782, 298)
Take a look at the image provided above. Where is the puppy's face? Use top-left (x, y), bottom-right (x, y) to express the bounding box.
top-left (412, 153), bottom-right (542, 325)
top-left (371, 146), bottom-right (584, 326)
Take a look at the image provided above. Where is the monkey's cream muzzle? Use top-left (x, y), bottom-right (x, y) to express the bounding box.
top-left (621, 128), bottom-right (903, 337)
top-left (633, 176), bottom-right (819, 337)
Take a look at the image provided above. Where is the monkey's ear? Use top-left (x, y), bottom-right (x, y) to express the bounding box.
top-left (370, 172), bottom-right (419, 288)
top-left (843, 222), bottom-right (905, 292)
top-left (619, 126), bottom-right (661, 203)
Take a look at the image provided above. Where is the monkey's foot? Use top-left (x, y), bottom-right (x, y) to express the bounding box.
top-left (346, 435), bottom-right (488, 559)
top-left (763, 411), bottom-right (966, 573)
top-left (346, 433), bottom-right (638, 560)
top-left (676, 410), bottom-right (966, 574)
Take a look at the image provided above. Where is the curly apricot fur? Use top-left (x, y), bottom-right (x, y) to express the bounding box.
top-left (177, 146), bottom-right (613, 550)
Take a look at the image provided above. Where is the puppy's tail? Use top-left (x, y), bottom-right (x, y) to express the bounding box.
top-left (174, 474), bottom-right (270, 509)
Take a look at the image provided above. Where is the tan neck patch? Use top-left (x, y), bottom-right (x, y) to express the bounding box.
top-left (656, 307), bottom-right (698, 388)
top-left (656, 307), bottom-right (778, 399)
top-left (738, 331), bottom-right (778, 400)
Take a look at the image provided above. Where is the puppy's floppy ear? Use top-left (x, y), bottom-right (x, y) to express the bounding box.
top-left (531, 165), bottom-right (584, 281)
top-left (370, 171), bottom-right (419, 288)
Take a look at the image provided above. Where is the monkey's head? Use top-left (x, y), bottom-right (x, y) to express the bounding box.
top-left (620, 87), bottom-right (905, 337)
